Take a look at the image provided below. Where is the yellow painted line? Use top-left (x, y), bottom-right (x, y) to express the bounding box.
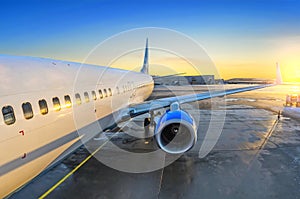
top-left (39, 139), bottom-right (110, 199)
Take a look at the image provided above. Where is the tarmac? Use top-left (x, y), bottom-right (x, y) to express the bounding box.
top-left (10, 84), bottom-right (300, 199)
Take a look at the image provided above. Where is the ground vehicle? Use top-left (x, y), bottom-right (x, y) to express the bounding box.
top-left (285, 94), bottom-right (300, 107)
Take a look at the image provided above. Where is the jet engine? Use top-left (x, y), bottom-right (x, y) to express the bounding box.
top-left (154, 102), bottom-right (197, 154)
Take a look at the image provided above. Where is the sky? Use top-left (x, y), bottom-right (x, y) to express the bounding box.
top-left (1, 0), bottom-right (300, 82)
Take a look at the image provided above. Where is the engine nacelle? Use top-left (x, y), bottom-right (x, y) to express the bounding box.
top-left (154, 103), bottom-right (197, 154)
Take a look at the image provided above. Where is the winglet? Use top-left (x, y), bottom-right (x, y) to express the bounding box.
top-left (276, 62), bottom-right (283, 84)
top-left (140, 38), bottom-right (149, 74)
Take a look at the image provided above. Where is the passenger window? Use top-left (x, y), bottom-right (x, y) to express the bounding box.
top-left (2, 106), bottom-right (16, 125)
top-left (92, 91), bottom-right (97, 100)
top-left (103, 89), bottom-right (107, 97)
top-left (116, 87), bottom-right (120, 94)
top-left (75, 93), bottom-right (81, 105)
top-left (84, 92), bottom-right (90, 103)
top-left (22, 102), bottom-right (34, 119)
top-left (64, 95), bottom-right (72, 108)
top-left (39, 99), bottom-right (48, 115)
top-left (52, 97), bottom-right (61, 111)
top-left (98, 90), bottom-right (103, 99)
top-left (108, 88), bottom-right (112, 96)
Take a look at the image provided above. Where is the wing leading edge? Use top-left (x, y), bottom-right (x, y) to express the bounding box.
top-left (120, 84), bottom-right (274, 120)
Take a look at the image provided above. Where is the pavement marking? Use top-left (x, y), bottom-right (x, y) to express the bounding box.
top-left (259, 117), bottom-right (279, 150)
top-left (39, 138), bottom-right (111, 199)
top-left (39, 121), bottom-right (133, 199)
top-left (157, 157), bottom-right (165, 198)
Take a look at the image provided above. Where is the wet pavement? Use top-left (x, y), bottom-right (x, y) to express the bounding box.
top-left (10, 85), bottom-right (300, 199)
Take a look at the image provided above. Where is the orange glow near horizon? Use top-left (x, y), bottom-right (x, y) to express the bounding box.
top-left (109, 54), bottom-right (300, 82)
top-left (70, 35), bottom-right (300, 83)
top-left (216, 61), bottom-right (300, 82)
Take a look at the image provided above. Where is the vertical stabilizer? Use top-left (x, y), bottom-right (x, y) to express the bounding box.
top-left (140, 39), bottom-right (149, 74)
top-left (276, 62), bottom-right (283, 84)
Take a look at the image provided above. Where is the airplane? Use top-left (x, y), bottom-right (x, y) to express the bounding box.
top-left (0, 39), bottom-right (277, 198)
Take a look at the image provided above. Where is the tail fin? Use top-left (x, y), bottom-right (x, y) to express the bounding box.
top-left (140, 38), bottom-right (149, 74)
top-left (276, 62), bottom-right (283, 84)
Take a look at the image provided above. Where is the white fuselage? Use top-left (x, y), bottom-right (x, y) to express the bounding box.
top-left (0, 55), bottom-right (154, 197)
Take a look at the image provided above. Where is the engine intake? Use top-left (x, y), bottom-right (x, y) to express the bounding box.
top-left (154, 104), bottom-right (197, 154)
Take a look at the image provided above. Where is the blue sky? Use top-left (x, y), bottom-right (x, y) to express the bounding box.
top-left (1, 0), bottom-right (300, 80)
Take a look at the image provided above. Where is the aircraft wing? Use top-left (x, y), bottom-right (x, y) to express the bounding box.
top-left (122, 39), bottom-right (279, 121)
top-left (120, 84), bottom-right (274, 120)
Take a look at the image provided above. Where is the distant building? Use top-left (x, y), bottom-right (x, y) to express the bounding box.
top-left (185, 75), bottom-right (215, 85)
top-left (154, 75), bottom-right (275, 85)
top-left (215, 79), bottom-right (225, 84)
top-left (153, 75), bottom-right (215, 85)
top-left (225, 78), bottom-right (274, 84)
top-left (153, 75), bottom-right (188, 85)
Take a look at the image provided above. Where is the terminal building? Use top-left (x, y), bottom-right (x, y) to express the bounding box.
top-left (154, 75), bottom-right (217, 85)
top-left (154, 75), bottom-right (274, 86)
